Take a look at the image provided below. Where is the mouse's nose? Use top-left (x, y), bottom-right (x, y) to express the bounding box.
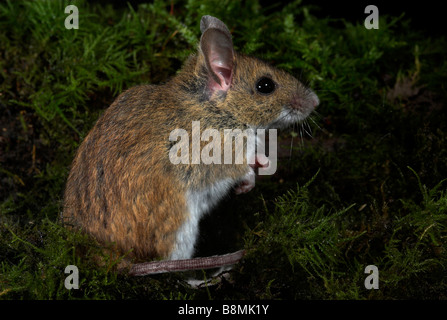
top-left (290, 89), bottom-right (319, 114)
top-left (309, 90), bottom-right (319, 108)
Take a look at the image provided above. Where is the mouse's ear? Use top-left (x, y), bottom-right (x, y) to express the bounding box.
top-left (199, 16), bottom-right (234, 93)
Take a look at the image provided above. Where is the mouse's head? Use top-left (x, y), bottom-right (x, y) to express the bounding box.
top-left (180, 15), bottom-right (319, 129)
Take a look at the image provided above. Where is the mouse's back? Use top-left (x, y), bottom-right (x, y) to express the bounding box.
top-left (62, 15), bottom-right (318, 265)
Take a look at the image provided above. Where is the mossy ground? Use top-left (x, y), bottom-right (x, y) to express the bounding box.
top-left (1, 0), bottom-right (446, 300)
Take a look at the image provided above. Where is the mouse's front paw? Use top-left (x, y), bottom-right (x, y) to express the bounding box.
top-left (234, 168), bottom-right (255, 195)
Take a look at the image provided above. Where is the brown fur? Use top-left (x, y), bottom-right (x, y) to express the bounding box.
top-left (62, 16), bottom-right (318, 265)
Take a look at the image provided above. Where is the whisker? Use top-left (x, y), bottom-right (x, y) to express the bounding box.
top-left (303, 120), bottom-right (313, 138)
top-left (289, 129), bottom-right (294, 160)
top-left (274, 108), bottom-right (294, 125)
top-left (311, 110), bottom-right (323, 119)
top-left (299, 124), bottom-right (304, 146)
top-left (308, 114), bottom-right (323, 132)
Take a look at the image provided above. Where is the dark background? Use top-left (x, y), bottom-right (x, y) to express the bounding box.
top-left (114, 0), bottom-right (444, 36)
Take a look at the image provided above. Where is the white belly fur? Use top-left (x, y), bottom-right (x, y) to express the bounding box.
top-left (169, 177), bottom-right (235, 260)
top-left (169, 129), bottom-right (260, 260)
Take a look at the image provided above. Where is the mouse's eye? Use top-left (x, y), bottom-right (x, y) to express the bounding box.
top-left (256, 77), bottom-right (276, 95)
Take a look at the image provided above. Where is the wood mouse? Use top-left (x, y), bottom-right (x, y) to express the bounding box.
top-left (62, 15), bottom-right (319, 266)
